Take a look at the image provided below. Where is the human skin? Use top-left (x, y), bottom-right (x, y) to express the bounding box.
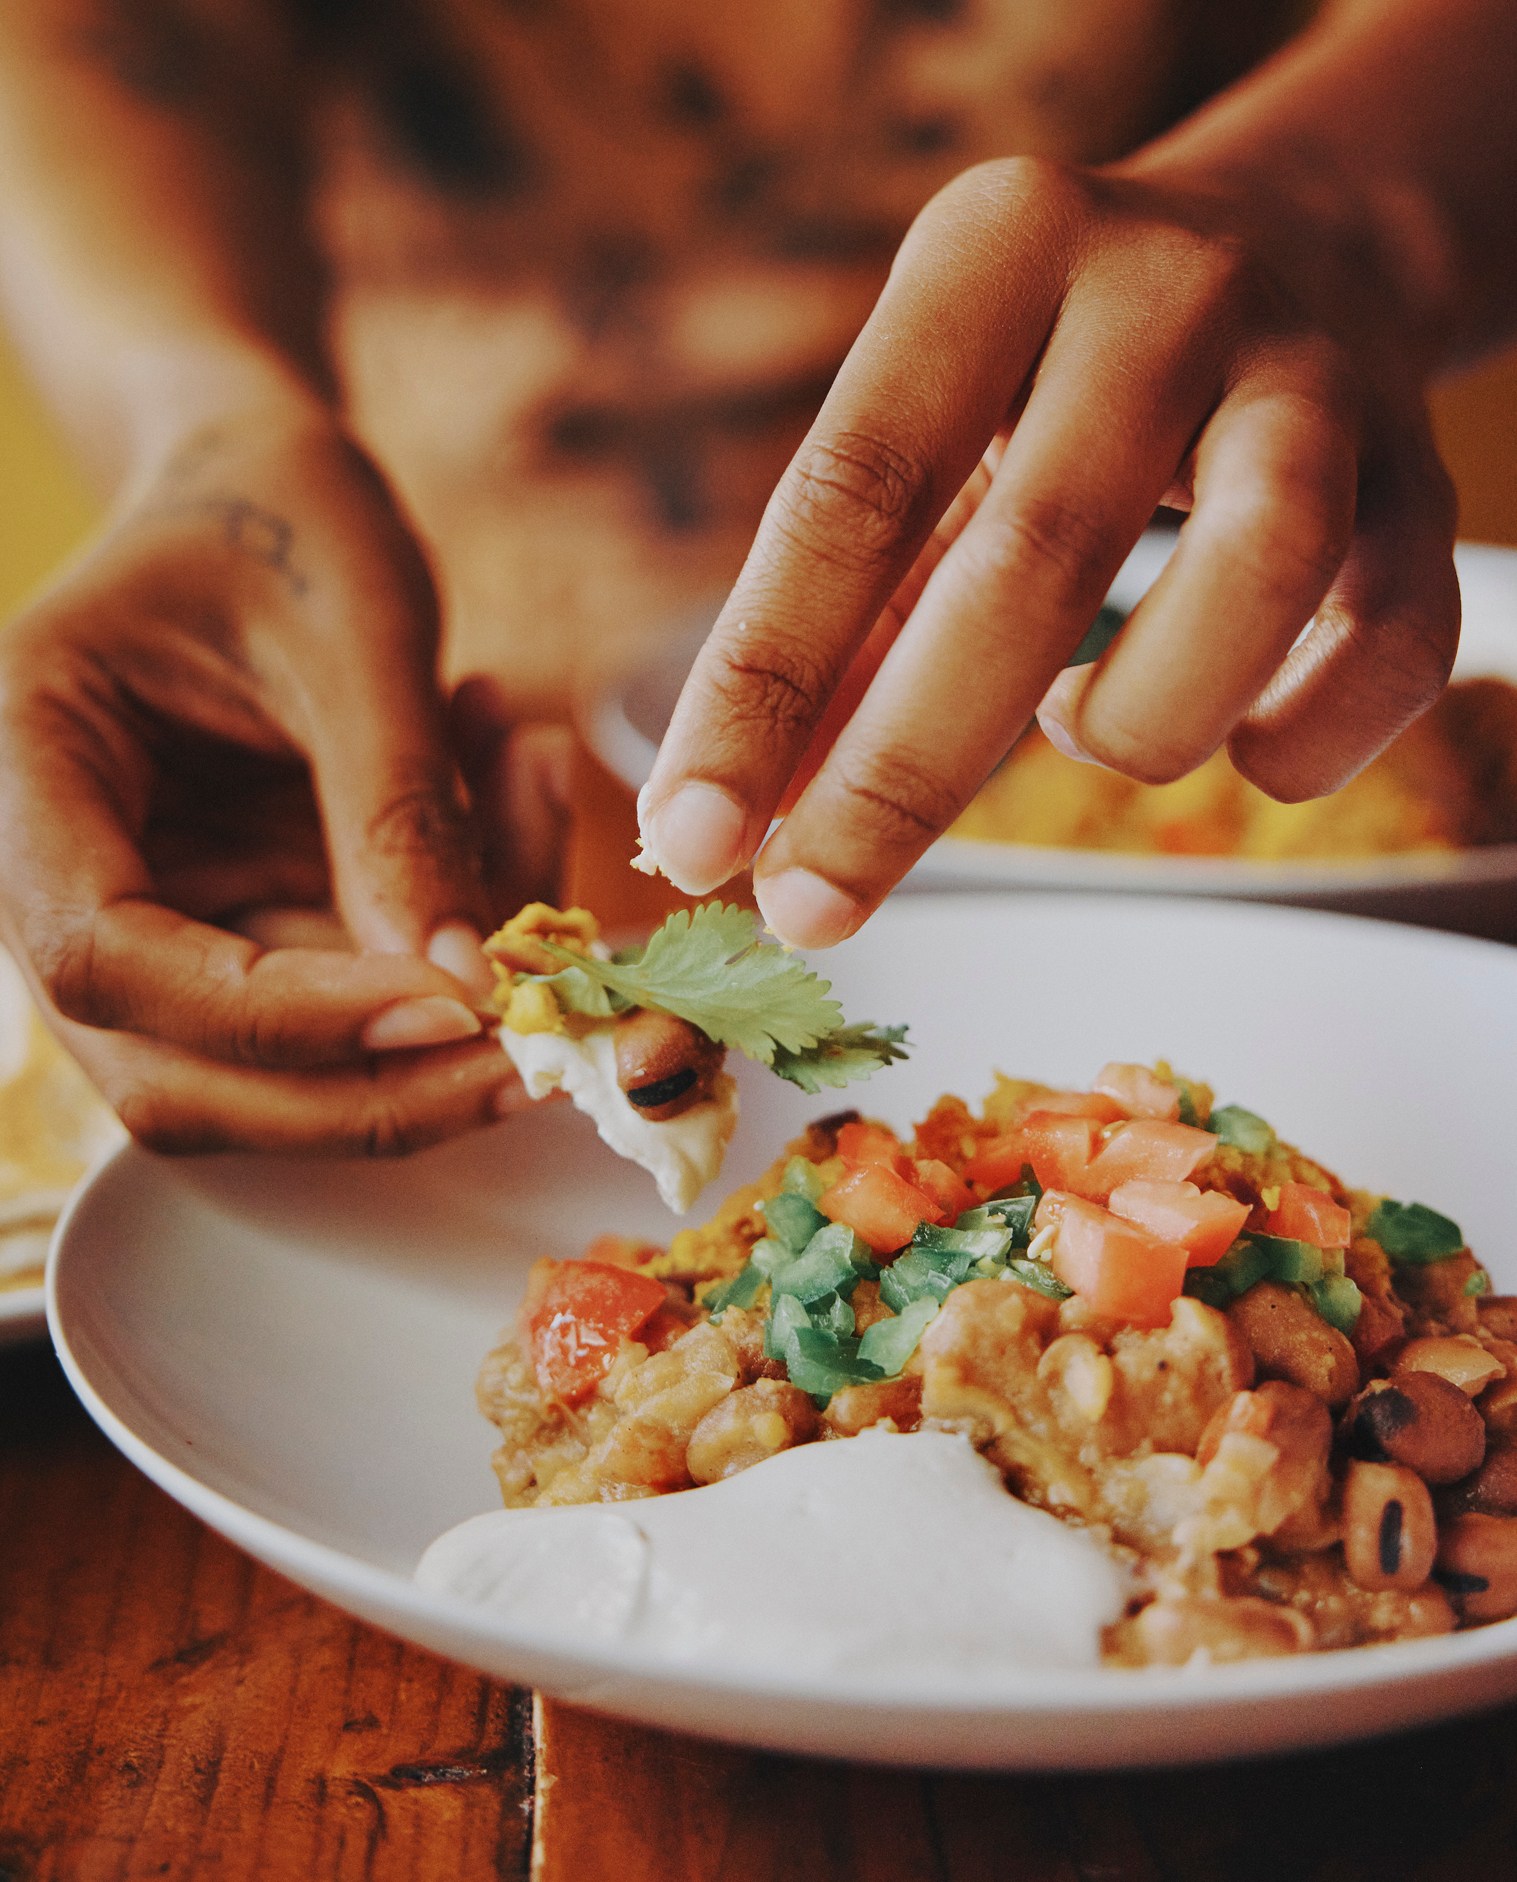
top-left (0, 0), bottom-right (1514, 1147)
top-left (640, 0), bottom-right (1517, 946)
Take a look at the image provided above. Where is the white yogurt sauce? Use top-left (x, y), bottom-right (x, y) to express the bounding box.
top-left (501, 1026), bottom-right (736, 1213)
top-left (417, 1429), bottom-right (1128, 1682)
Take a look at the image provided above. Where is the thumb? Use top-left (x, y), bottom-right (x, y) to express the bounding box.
top-left (307, 654), bottom-right (496, 1003)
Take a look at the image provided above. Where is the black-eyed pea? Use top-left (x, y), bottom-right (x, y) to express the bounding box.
top-left (1440, 1440), bottom-right (1517, 1519)
top-left (1343, 1372), bottom-right (1487, 1485)
top-left (1436, 1513), bottom-right (1517, 1623)
top-left (1394, 1335), bottom-right (1506, 1397)
top-left (686, 1380), bottom-right (819, 1483)
top-left (1227, 1282), bottom-right (1360, 1408)
top-left (1477, 1297), bottom-right (1517, 1344)
top-left (1037, 1333), bottom-right (1115, 1424)
top-left (823, 1375), bottom-right (923, 1436)
top-left (1120, 1596), bottom-right (1313, 1665)
top-left (1341, 1461), bottom-right (1437, 1592)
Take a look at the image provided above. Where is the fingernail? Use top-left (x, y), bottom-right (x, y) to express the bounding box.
top-left (641, 782), bottom-right (747, 895)
top-left (754, 869), bottom-right (862, 949)
top-left (427, 921), bottom-right (495, 1001)
top-left (362, 996), bottom-right (483, 1052)
top-left (1036, 705), bottom-right (1103, 767)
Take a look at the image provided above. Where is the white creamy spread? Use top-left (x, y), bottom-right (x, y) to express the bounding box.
top-left (500, 1025), bottom-right (736, 1213)
top-left (417, 1430), bottom-right (1128, 1681)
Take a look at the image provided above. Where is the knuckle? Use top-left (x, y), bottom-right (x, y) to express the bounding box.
top-left (33, 922), bottom-right (112, 1030)
top-left (355, 1099), bottom-right (432, 1160)
top-left (708, 636), bottom-right (834, 746)
top-left (973, 493), bottom-right (1124, 603)
top-left (828, 744), bottom-right (965, 853)
top-left (114, 1087), bottom-right (227, 1156)
top-left (775, 430), bottom-right (932, 574)
top-left (364, 770), bottom-right (472, 864)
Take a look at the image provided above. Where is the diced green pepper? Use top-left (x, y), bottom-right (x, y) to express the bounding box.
top-left (880, 1251), bottom-right (960, 1312)
top-left (1308, 1273), bottom-right (1363, 1333)
top-left (1466, 1269), bottom-right (1492, 1298)
top-left (1249, 1234), bottom-right (1325, 1287)
top-left (811, 1289), bottom-right (857, 1339)
top-left (963, 1193), bottom-right (1038, 1245)
top-left (770, 1233), bottom-right (861, 1305)
top-left (750, 1237), bottom-right (794, 1280)
top-left (911, 1222), bottom-right (1014, 1265)
top-left (785, 1327), bottom-right (885, 1403)
top-left (1183, 1238), bottom-right (1271, 1308)
top-left (764, 1290), bottom-right (811, 1362)
top-left (1209, 1105), bottom-right (1276, 1156)
top-left (1004, 1258), bottom-right (1074, 1301)
top-left (762, 1190), bottom-right (828, 1255)
top-left (1366, 1199), bottom-right (1465, 1264)
top-left (703, 1258), bottom-right (766, 1315)
top-left (857, 1296), bottom-right (939, 1376)
top-left (781, 1156), bottom-right (825, 1203)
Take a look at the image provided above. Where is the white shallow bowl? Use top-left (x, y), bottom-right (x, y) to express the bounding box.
top-left (48, 894), bottom-right (1517, 1769)
top-left (581, 536), bottom-right (1517, 935)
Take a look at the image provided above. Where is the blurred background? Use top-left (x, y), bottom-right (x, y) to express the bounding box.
top-left (4, 329), bottom-right (1515, 629)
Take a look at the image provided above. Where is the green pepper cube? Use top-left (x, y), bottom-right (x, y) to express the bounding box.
top-left (1366, 1199), bottom-right (1465, 1264)
top-left (1250, 1234), bottom-right (1325, 1288)
top-left (1209, 1105), bottom-right (1276, 1156)
top-left (762, 1190), bottom-right (828, 1255)
top-left (1004, 1258), bottom-right (1074, 1302)
top-left (781, 1157), bottom-right (826, 1203)
top-left (764, 1291), bottom-right (811, 1363)
top-left (810, 1290), bottom-right (856, 1340)
top-left (703, 1259), bottom-right (765, 1316)
top-left (785, 1328), bottom-right (885, 1403)
top-left (857, 1297), bottom-right (939, 1377)
top-left (880, 1252), bottom-right (958, 1313)
top-left (770, 1233), bottom-right (859, 1306)
top-left (1308, 1273), bottom-right (1363, 1334)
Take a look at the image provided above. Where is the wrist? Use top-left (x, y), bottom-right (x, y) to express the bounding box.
top-left (115, 338), bottom-right (335, 497)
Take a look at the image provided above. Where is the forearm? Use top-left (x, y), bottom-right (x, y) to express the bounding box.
top-left (1126, 0), bottom-right (1517, 371)
top-left (0, 1), bottom-right (330, 485)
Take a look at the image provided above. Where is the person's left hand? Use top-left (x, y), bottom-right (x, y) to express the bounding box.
top-left (637, 155), bottom-right (1459, 946)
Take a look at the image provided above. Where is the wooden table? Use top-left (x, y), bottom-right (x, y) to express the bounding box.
top-left (9, 761), bottom-right (1517, 1882)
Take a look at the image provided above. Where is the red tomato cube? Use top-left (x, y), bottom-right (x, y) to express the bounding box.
top-left (819, 1163), bottom-right (944, 1254)
top-left (526, 1260), bottom-right (669, 1405)
top-left (1092, 1062), bottom-right (1182, 1122)
top-left (1046, 1196), bottom-right (1189, 1328)
top-left (1106, 1179), bottom-right (1250, 1267)
top-left (1077, 1119), bottom-right (1215, 1202)
top-left (1265, 1181), bottom-right (1352, 1249)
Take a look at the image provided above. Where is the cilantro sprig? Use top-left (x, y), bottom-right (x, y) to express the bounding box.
top-left (533, 901), bottom-right (909, 1091)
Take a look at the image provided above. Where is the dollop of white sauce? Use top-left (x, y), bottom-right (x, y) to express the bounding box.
top-left (500, 1025), bottom-right (736, 1213)
top-left (417, 1430), bottom-right (1128, 1683)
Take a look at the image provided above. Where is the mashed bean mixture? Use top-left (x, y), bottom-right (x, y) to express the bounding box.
top-left (476, 1067), bottom-right (1517, 1666)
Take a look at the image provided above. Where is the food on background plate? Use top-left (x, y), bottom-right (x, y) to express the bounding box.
top-left (0, 946), bottom-right (124, 1293)
top-left (952, 677), bottom-right (1517, 861)
top-left (486, 901), bottom-right (907, 1211)
top-left (463, 1062), bottom-right (1517, 1668)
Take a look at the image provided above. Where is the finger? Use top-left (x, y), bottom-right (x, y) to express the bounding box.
top-left (1038, 351), bottom-right (1358, 783)
top-left (301, 584), bottom-right (495, 999)
top-left (749, 305), bottom-right (1213, 943)
top-left (0, 682), bottom-right (492, 1068)
top-left (639, 162), bottom-right (1073, 893)
top-left (450, 676), bottom-right (573, 912)
top-left (1227, 423), bottom-right (1459, 799)
top-left (61, 1023), bottom-right (528, 1158)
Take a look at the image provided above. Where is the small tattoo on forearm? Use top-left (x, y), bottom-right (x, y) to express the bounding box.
top-left (147, 491), bottom-right (309, 597)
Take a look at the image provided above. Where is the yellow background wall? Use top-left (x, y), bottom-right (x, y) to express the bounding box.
top-left (1, 336), bottom-right (1514, 624)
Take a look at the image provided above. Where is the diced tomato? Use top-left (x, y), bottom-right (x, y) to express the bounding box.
top-left (1077, 1119), bottom-right (1215, 1202)
top-left (1265, 1181), bottom-right (1352, 1249)
top-left (836, 1119), bottom-right (911, 1172)
top-left (1046, 1196), bottom-right (1189, 1328)
top-left (966, 1112), bottom-right (1100, 1193)
top-left (819, 1163), bottom-right (944, 1254)
top-left (525, 1260), bottom-right (669, 1405)
top-left (1022, 1089), bottom-right (1126, 1124)
top-left (1106, 1179), bottom-right (1250, 1267)
top-left (910, 1157), bottom-right (977, 1220)
top-left (1092, 1062), bottom-right (1181, 1122)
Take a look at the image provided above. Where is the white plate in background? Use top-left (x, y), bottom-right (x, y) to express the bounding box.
top-left (581, 535), bottom-right (1517, 934)
top-left (48, 894), bottom-right (1517, 1769)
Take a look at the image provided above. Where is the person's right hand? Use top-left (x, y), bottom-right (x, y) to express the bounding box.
top-left (0, 392), bottom-right (566, 1154)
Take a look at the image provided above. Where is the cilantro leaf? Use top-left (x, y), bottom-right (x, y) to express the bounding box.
top-left (539, 903), bottom-right (845, 1063)
top-left (533, 963), bottom-right (623, 1019)
top-left (770, 1023), bottom-right (911, 1094)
